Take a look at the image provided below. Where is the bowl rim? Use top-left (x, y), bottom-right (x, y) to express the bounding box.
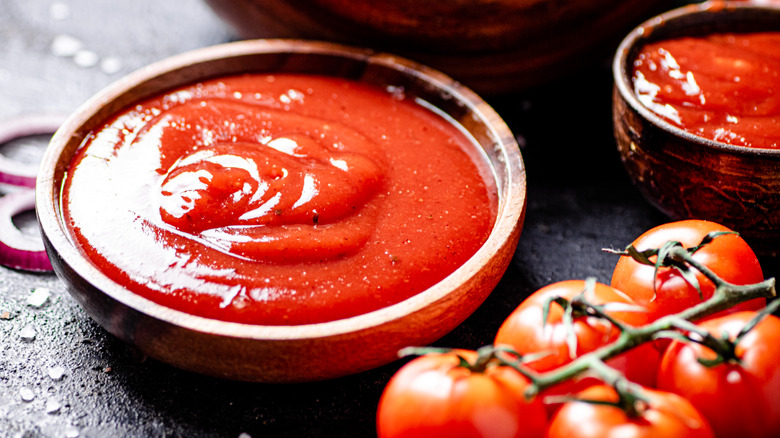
top-left (613, 1), bottom-right (780, 158)
top-left (37, 39), bottom-right (526, 342)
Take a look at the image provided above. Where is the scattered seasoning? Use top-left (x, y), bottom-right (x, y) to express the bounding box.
top-left (50, 34), bottom-right (83, 57)
top-left (19, 387), bottom-right (35, 402)
top-left (50, 32), bottom-right (123, 75)
top-left (27, 287), bottom-right (51, 308)
top-left (73, 50), bottom-right (100, 68)
top-left (103, 366), bottom-right (112, 374)
top-left (49, 2), bottom-right (70, 21)
top-left (48, 366), bottom-right (66, 381)
top-left (100, 56), bottom-right (123, 75)
top-left (20, 325), bottom-right (36, 341)
top-left (45, 398), bottom-right (62, 415)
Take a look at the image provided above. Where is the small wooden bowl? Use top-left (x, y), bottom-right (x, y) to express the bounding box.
top-left (36, 40), bottom-right (527, 382)
top-left (612, 2), bottom-right (780, 256)
top-left (203, 0), bottom-right (671, 94)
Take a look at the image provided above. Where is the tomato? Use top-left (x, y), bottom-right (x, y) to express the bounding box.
top-left (657, 311), bottom-right (780, 438)
top-left (611, 220), bottom-right (764, 322)
top-left (494, 280), bottom-right (660, 395)
top-left (547, 384), bottom-right (714, 438)
top-left (376, 350), bottom-right (547, 438)
top-left (547, 385), bottom-right (714, 438)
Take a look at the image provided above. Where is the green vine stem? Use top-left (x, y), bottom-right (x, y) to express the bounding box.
top-left (515, 242), bottom-right (776, 398)
top-left (398, 344), bottom-right (515, 373)
top-left (396, 235), bottom-right (776, 414)
top-left (540, 358), bottom-right (653, 417)
top-left (665, 298), bottom-right (780, 368)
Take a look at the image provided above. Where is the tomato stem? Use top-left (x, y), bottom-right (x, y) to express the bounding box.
top-left (588, 359), bottom-right (650, 417)
top-left (680, 298), bottom-right (780, 367)
top-left (570, 294), bottom-right (630, 333)
top-left (403, 233), bottom-right (777, 417)
top-left (607, 231), bottom-right (738, 301)
top-left (736, 297), bottom-right (780, 342)
top-left (398, 345), bottom-right (515, 373)
top-left (666, 317), bottom-right (736, 366)
top-left (521, 243), bottom-right (776, 398)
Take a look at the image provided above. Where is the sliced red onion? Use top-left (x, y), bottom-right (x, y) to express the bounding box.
top-left (0, 114), bottom-right (67, 188)
top-left (0, 190), bottom-right (52, 272)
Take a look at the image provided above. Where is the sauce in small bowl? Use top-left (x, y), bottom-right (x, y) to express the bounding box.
top-left (632, 30), bottom-right (780, 149)
top-left (37, 40), bottom-right (527, 382)
top-left (613, 2), bottom-right (780, 256)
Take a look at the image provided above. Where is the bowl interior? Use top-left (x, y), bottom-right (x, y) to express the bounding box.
top-left (37, 40), bottom-right (524, 343)
top-left (614, 2), bottom-right (780, 157)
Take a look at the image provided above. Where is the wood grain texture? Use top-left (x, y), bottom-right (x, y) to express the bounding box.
top-left (203, 0), bottom-right (672, 94)
top-left (612, 2), bottom-right (780, 256)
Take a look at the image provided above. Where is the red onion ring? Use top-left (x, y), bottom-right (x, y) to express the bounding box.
top-left (0, 190), bottom-right (53, 272)
top-left (0, 114), bottom-right (67, 188)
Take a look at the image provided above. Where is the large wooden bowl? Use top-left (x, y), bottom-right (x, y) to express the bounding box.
top-left (203, 0), bottom-right (672, 94)
top-left (612, 2), bottom-right (780, 256)
top-left (36, 40), bottom-right (527, 382)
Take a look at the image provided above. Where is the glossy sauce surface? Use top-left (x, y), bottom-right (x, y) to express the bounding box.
top-left (632, 32), bottom-right (780, 149)
top-left (62, 74), bottom-right (497, 325)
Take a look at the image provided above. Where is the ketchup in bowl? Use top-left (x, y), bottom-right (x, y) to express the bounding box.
top-left (632, 32), bottom-right (780, 149)
top-left (62, 74), bottom-right (497, 326)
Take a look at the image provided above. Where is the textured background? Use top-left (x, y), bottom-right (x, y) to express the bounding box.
top-left (0, 1), bottom-right (775, 437)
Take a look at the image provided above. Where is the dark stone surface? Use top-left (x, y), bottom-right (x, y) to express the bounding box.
top-left (0, 1), bottom-right (776, 437)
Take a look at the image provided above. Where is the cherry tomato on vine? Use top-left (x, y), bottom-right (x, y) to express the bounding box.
top-left (376, 349), bottom-right (547, 438)
top-left (494, 280), bottom-right (660, 394)
top-left (611, 220), bottom-right (764, 322)
top-left (547, 384), bottom-right (714, 438)
top-left (657, 311), bottom-right (780, 438)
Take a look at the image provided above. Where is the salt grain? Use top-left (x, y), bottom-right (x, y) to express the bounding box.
top-left (100, 56), bottom-right (123, 75)
top-left (48, 366), bottom-right (66, 381)
top-left (20, 325), bottom-right (36, 341)
top-left (49, 2), bottom-right (70, 21)
top-left (45, 398), bottom-right (62, 414)
top-left (51, 34), bottom-right (83, 57)
top-left (20, 387), bottom-right (35, 402)
top-left (73, 50), bottom-right (100, 68)
top-left (27, 287), bottom-right (51, 308)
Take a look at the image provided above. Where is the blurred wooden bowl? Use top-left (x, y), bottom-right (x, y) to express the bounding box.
top-left (36, 40), bottom-right (527, 382)
top-left (203, 0), bottom-right (671, 94)
top-left (612, 2), bottom-right (780, 256)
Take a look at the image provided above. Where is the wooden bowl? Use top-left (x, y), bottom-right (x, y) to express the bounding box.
top-left (612, 2), bottom-right (780, 256)
top-left (36, 40), bottom-right (527, 382)
top-left (203, 0), bottom-right (671, 94)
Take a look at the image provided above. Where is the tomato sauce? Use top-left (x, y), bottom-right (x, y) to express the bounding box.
top-left (632, 32), bottom-right (780, 149)
top-left (62, 74), bottom-right (497, 325)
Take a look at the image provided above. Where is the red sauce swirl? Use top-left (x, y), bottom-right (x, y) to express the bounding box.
top-left (632, 32), bottom-right (780, 149)
top-left (153, 99), bottom-right (385, 262)
top-left (62, 74), bottom-right (497, 325)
